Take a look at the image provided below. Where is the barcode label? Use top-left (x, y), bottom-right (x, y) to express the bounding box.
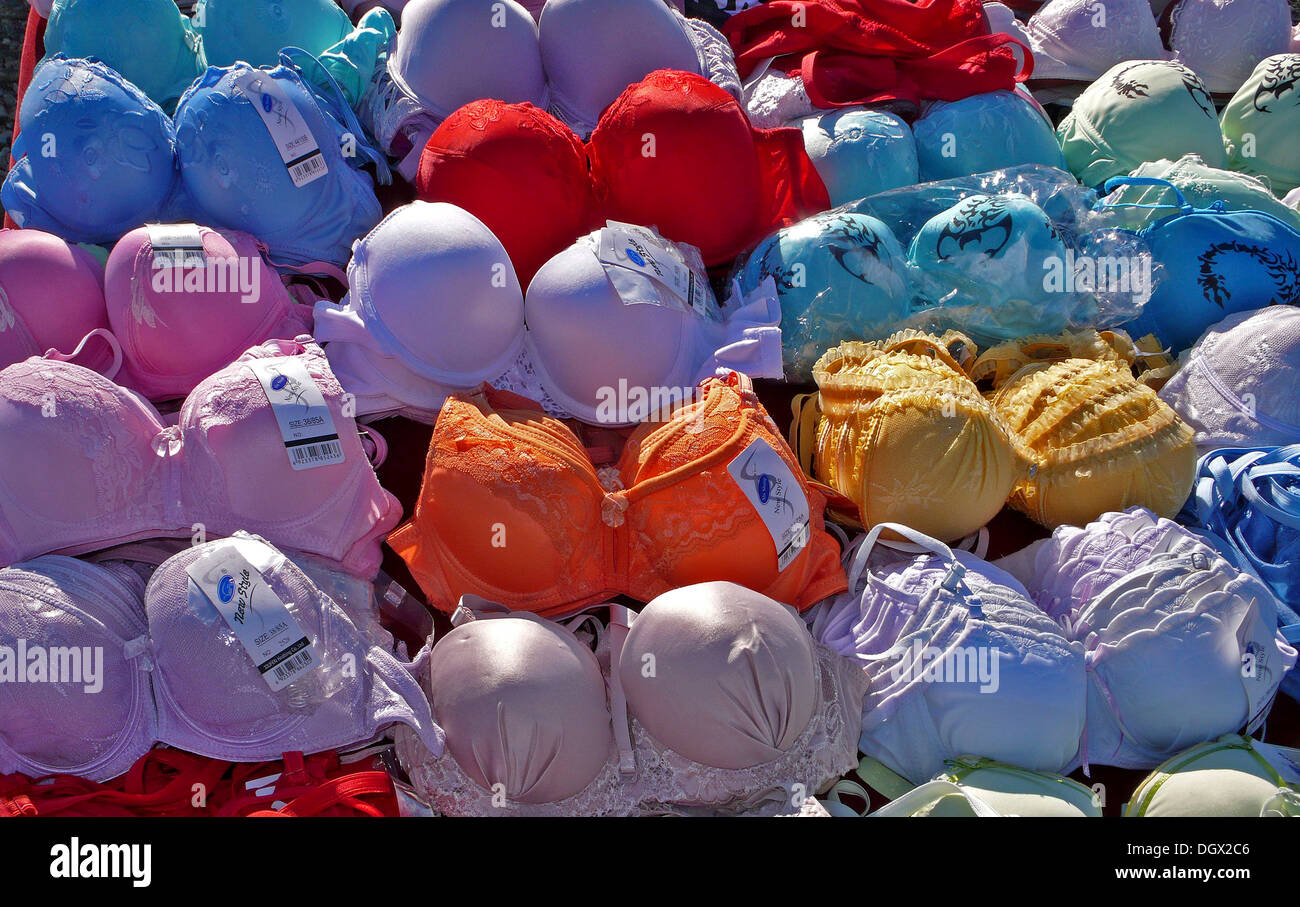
top-left (288, 439), bottom-right (344, 469)
top-left (287, 151), bottom-right (327, 188)
top-left (186, 539), bottom-right (320, 692)
top-left (233, 70), bottom-right (328, 189)
top-left (270, 646), bottom-right (315, 685)
top-left (246, 358), bottom-right (345, 471)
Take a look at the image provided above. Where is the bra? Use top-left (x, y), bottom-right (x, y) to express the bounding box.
top-left (0, 536), bottom-right (441, 782)
top-left (1020, 0), bottom-right (1170, 85)
top-left (104, 225), bottom-right (316, 402)
top-left (1126, 734), bottom-right (1300, 816)
top-left (363, 0), bottom-right (739, 179)
top-left (0, 338), bottom-right (400, 577)
top-left (3, 57), bottom-right (188, 246)
top-left (173, 54), bottom-right (389, 271)
top-left (388, 372), bottom-right (847, 617)
top-left (414, 100), bottom-right (600, 287)
top-left (394, 581), bottom-right (866, 815)
top-left (1102, 178), bottom-right (1300, 353)
top-left (587, 70), bottom-right (829, 268)
top-left (991, 357), bottom-right (1198, 528)
top-left (811, 523), bottom-right (1087, 784)
top-left (44, 0), bottom-right (205, 112)
top-left (994, 508), bottom-right (1297, 769)
top-left (0, 228), bottom-right (110, 374)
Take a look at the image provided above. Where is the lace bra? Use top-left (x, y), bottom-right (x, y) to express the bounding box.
top-left (388, 372), bottom-right (847, 617)
top-left (0, 338), bottom-right (399, 577)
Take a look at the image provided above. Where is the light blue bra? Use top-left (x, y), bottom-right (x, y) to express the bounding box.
top-left (1100, 176), bottom-right (1300, 353)
top-left (912, 89), bottom-right (1066, 183)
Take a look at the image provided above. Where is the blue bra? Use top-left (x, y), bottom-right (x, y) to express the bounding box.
top-left (1178, 444), bottom-right (1300, 701)
top-left (174, 50), bottom-right (390, 272)
top-left (2, 56), bottom-right (191, 245)
top-left (1100, 177), bottom-right (1300, 353)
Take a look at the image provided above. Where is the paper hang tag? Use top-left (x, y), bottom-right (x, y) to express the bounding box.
top-left (186, 544), bottom-right (320, 692)
top-left (1257, 742), bottom-right (1300, 786)
top-left (148, 223), bottom-right (207, 270)
top-left (727, 438), bottom-right (811, 572)
top-left (596, 221), bottom-right (716, 320)
top-left (246, 357), bottom-right (346, 471)
top-left (234, 70), bottom-right (329, 188)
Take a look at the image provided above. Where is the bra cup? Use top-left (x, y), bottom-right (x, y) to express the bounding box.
top-left (146, 543), bottom-right (330, 741)
top-left (4, 58), bottom-right (178, 244)
top-left (179, 345), bottom-right (369, 525)
top-left (428, 615), bottom-right (612, 803)
top-left (1027, 0), bottom-right (1168, 74)
top-left (1085, 563), bottom-right (1255, 758)
top-left (524, 241), bottom-right (689, 411)
top-left (912, 91), bottom-right (1066, 181)
top-left (540, 0), bottom-right (702, 130)
top-left (356, 203), bottom-right (525, 380)
top-left (1140, 745), bottom-right (1288, 816)
top-left (619, 582), bottom-right (819, 770)
top-left (45, 0), bottom-right (201, 109)
top-left (588, 72), bottom-right (763, 264)
top-left (0, 229), bottom-right (108, 369)
top-left (105, 227), bottom-right (300, 397)
top-left (0, 360), bottom-right (164, 534)
top-left (196, 0), bottom-right (353, 69)
top-left (0, 559), bottom-right (150, 777)
top-left (1167, 0), bottom-right (1292, 94)
top-left (420, 463), bottom-right (601, 599)
top-left (391, 0), bottom-right (547, 117)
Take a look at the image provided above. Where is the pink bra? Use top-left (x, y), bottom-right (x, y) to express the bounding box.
top-left (0, 338), bottom-right (399, 577)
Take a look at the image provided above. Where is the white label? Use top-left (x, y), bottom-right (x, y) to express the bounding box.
top-left (186, 543), bottom-right (319, 692)
top-left (233, 70), bottom-right (328, 188)
top-left (597, 221), bottom-right (715, 319)
top-left (246, 357), bottom-right (345, 470)
top-left (148, 223), bottom-right (206, 270)
top-left (727, 438), bottom-right (811, 571)
top-left (1258, 742), bottom-right (1300, 786)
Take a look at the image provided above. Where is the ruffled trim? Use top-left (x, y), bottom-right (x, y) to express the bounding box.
top-left (393, 641), bottom-right (866, 817)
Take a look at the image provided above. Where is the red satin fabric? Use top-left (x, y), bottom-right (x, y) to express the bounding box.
top-left (723, 0), bottom-right (1031, 116)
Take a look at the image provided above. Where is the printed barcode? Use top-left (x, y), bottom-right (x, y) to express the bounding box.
top-left (288, 153), bottom-right (326, 183)
top-left (272, 650), bottom-right (313, 682)
top-left (290, 440), bottom-right (342, 465)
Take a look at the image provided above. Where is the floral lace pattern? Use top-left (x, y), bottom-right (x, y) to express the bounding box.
top-left (394, 639), bottom-right (866, 817)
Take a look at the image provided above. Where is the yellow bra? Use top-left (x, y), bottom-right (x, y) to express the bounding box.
top-left (812, 331), bottom-right (1029, 542)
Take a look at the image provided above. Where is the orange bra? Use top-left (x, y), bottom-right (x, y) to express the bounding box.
top-left (389, 373), bottom-right (847, 617)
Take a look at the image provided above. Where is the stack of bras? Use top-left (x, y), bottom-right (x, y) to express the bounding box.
top-left (394, 582), bottom-right (866, 816)
top-left (364, 0), bottom-right (740, 180)
top-left (0, 338), bottom-right (400, 577)
top-left (812, 332), bottom-right (1029, 543)
top-left (389, 372), bottom-right (847, 616)
top-left (0, 534), bottom-right (441, 782)
top-left (4, 53), bottom-right (389, 271)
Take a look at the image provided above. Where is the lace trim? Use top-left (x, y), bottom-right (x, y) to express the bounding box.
top-left (394, 641), bottom-right (866, 816)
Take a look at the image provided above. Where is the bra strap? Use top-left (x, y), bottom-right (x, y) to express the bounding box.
top-left (606, 605), bottom-right (638, 776)
top-left (44, 328), bottom-right (124, 382)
